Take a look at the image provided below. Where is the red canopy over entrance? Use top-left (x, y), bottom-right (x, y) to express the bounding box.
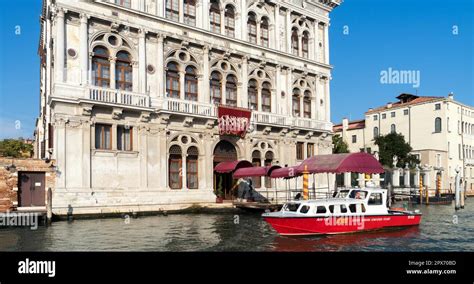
top-left (214, 160), bottom-right (253, 173)
top-left (270, 166), bottom-right (302, 179)
top-left (233, 165), bottom-right (281, 178)
top-left (296, 152), bottom-right (384, 174)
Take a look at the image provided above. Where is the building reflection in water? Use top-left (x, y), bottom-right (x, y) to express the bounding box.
top-left (270, 226), bottom-right (421, 252)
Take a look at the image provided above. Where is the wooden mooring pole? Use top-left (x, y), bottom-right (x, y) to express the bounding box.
top-left (46, 187), bottom-right (53, 224)
top-left (455, 167), bottom-right (461, 210)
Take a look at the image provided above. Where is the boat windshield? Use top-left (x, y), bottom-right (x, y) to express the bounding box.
top-left (282, 203), bottom-right (300, 212)
top-left (348, 190), bottom-right (368, 200)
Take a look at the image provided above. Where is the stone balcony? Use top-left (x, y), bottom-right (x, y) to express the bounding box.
top-left (88, 86), bottom-right (150, 108)
top-left (465, 158), bottom-right (474, 166)
top-left (52, 83), bottom-right (332, 132)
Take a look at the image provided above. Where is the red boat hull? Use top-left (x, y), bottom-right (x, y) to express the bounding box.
top-left (263, 214), bottom-right (422, 236)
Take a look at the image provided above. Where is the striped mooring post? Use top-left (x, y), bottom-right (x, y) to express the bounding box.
top-left (419, 174), bottom-right (423, 205)
top-left (303, 165), bottom-right (309, 200)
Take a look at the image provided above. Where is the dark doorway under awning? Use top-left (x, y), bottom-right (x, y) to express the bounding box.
top-left (214, 160), bottom-right (253, 174)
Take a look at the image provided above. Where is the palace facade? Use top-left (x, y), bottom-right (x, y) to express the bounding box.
top-left (35, 0), bottom-right (341, 215)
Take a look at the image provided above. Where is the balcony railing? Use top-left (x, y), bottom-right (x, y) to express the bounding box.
top-left (162, 98), bottom-right (217, 117)
top-left (88, 86), bottom-right (150, 108)
top-left (252, 111), bottom-right (288, 126)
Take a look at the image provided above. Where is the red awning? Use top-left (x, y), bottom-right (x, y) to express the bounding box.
top-left (296, 153), bottom-right (385, 174)
top-left (270, 166), bottom-right (302, 179)
top-left (214, 160), bottom-right (253, 173)
top-left (233, 165), bottom-right (282, 178)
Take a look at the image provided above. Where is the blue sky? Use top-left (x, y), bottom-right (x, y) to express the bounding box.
top-left (330, 0), bottom-right (473, 122)
top-left (0, 0), bottom-right (473, 139)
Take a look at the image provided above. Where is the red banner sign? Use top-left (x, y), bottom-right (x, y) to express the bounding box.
top-left (217, 106), bottom-right (252, 138)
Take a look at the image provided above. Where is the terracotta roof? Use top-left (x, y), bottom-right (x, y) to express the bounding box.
top-left (333, 119), bottom-right (366, 132)
top-left (366, 96), bottom-right (444, 114)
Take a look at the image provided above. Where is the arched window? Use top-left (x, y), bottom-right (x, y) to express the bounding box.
top-left (92, 46), bottom-right (110, 88)
top-left (186, 146), bottom-right (199, 189)
top-left (248, 79), bottom-right (258, 110)
top-left (185, 66), bottom-right (198, 101)
top-left (264, 151), bottom-right (274, 188)
top-left (226, 75), bottom-right (237, 107)
top-left (210, 71), bottom-right (222, 104)
top-left (291, 28), bottom-right (299, 56)
top-left (260, 17), bottom-right (269, 47)
top-left (165, 0), bottom-right (179, 21)
top-left (224, 5), bottom-right (235, 37)
top-left (115, 51), bottom-right (132, 91)
top-left (210, 0), bottom-right (221, 33)
top-left (303, 90), bottom-right (311, 118)
top-left (184, 0), bottom-right (196, 26)
top-left (391, 124), bottom-right (396, 133)
top-left (302, 31), bottom-right (310, 58)
top-left (169, 145), bottom-right (182, 189)
top-left (252, 150), bottom-right (261, 188)
top-left (261, 82), bottom-right (272, 112)
top-left (435, 117), bottom-right (442, 133)
top-left (166, 62), bottom-right (180, 98)
top-left (248, 13), bottom-right (257, 44)
top-left (292, 88), bottom-right (301, 117)
top-left (374, 127), bottom-right (379, 138)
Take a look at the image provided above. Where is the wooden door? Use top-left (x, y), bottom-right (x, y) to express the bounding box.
top-left (18, 172), bottom-right (46, 207)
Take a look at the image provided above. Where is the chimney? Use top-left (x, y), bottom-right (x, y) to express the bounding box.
top-left (342, 118), bottom-right (349, 140)
top-left (368, 108), bottom-right (373, 112)
top-left (448, 92), bottom-right (454, 100)
top-left (387, 102), bottom-right (393, 108)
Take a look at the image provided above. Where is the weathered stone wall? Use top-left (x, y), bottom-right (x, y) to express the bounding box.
top-left (0, 158), bottom-right (56, 212)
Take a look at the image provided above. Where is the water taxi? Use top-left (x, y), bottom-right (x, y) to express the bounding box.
top-left (262, 187), bottom-right (422, 236)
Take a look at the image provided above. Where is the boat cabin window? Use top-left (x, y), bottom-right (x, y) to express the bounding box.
top-left (349, 190), bottom-right (368, 200)
top-left (299, 205), bottom-right (310, 214)
top-left (349, 203), bottom-right (366, 213)
top-left (368, 193), bottom-right (383, 205)
top-left (328, 205), bottom-right (346, 214)
top-left (337, 190), bottom-right (350, 198)
top-left (316, 206), bottom-right (327, 214)
top-left (284, 203), bottom-right (300, 212)
top-left (340, 204), bottom-right (348, 213)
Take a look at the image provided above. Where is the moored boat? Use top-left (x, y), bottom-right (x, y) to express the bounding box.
top-left (262, 187), bottom-right (422, 236)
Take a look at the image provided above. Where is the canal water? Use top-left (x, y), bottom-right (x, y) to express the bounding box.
top-left (1, 199), bottom-right (473, 251)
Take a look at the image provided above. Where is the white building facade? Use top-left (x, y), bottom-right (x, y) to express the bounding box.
top-left (334, 93), bottom-right (474, 194)
top-left (35, 0), bottom-right (341, 215)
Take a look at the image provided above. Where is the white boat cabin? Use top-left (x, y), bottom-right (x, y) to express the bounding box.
top-left (277, 188), bottom-right (389, 217)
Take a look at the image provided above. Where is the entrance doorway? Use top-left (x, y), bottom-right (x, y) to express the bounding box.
top-left (213, 140), bottom-right (237, 200)
top-left (18, 172), bottom-right (46, 207)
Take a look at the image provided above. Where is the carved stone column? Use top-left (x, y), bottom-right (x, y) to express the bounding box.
top-left (156, 34), bottom-right (165, 98)
top-left (79, 13), bottom-right (89, 85)
top-left (109, 57), bottom-right (116, 89)
top-left (55, 8), bottom-right (65, 82)
top-left (138, 29), bottom-right (147, 93)
top-left (273, 4), bottom-right (280, 51)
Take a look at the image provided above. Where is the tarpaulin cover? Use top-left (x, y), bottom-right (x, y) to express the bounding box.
top-left (270, 166), bottom-right (302, 179)
top-left (233, 165), bottom-right (282, 178)
top-left (296, 152), bottom-right (384, 174)
top-left (214, 160), bottom-right (253, 173)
